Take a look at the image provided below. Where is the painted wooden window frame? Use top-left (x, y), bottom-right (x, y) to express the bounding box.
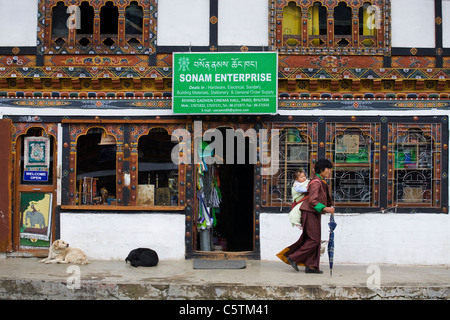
top-left (270, 0), bottom-right (389, 55)
top-left (61, 120), bottom-right (188, 211)
top-left (263, 116), bottom-right (448, 214)
top-left (326, 122), bottom-right (381, 208)
top-left (38, 0), bottom-right (155, 55)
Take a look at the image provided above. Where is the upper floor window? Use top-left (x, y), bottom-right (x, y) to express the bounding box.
top-left (265, 123), bottom-right (318, 207)
top-left (283, 2), bottom-right (302, 46)
top-left (51, 1), bottom-right (69, 46)
top-left (126, 1), bottom-right (144, 45)
top-left (390, 124), bottom-right (443, 209)
top-left (308, 2), bottom-right (327, 46)
top-left (334, 2), bottom-right (352, 36)
top-left (272, 0), bottom-right (389, 54)
top-left (43, 0), bottom-right (153, 54)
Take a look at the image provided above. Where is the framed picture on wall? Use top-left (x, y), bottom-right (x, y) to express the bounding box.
top-left (23, 136), bottom-right (50, 182)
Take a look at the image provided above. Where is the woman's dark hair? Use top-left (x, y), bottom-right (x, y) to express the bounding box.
top-left (314, 159), bottom-right (333, 174)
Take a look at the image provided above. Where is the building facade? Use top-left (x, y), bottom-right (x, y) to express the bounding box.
top-left (0, 0), bottom-right (449, 264)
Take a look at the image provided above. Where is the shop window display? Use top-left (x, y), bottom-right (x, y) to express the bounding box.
top-left (266, 124), bottom-right (318, 208)
top-left (43, 0), bottom-right (151, 54)
top-left (76, 128), bottom-right (117, 205)
top-left (137, 128), bottom-right (178, 206)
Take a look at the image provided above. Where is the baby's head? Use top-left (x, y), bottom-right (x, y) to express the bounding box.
top-left (294, 169), bottom-right (307, 183)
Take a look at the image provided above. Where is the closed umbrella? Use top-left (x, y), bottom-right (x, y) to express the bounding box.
top-left (327, 214), bottom-right (337, 276)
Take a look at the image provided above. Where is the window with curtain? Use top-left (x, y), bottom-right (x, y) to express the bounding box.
top-left (283, 1), bottom-right (302, 47)
top-left (273, 0), bottom-right (388, 53)
top-left (334, 2), bottom-right (352, 47)
top-left (77, 1), bottom-right (94, 46)
top-left (44, 0), bottom-right (152, 53)
top-left (51, 1), bottom-right (69, 46)
top-left (308, 2), bottom-right (327, 46)
top-left (359, 2), bottom-right (377, 47)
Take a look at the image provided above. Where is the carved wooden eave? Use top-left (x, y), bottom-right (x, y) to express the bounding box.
top-left (0, 67), bottom-right (449, 100)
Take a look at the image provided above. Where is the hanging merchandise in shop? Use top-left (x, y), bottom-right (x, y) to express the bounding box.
top-left (196, 141), bottom-right (222, 251)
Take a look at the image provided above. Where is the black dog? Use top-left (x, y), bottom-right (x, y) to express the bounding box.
top-left (125, 248), bottom-right (159, 267)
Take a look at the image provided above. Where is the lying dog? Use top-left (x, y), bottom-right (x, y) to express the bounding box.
top-left (125, 248), bottom-right (159, 267)
top-left (39, 239), bottom-right (89, 265)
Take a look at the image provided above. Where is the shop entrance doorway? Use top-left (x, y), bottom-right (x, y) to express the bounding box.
top-left (215, 161), bottom-right (254, 252)
top-left (195, 126), bottom-right (255, 256)
top-left (13, 126), bottom-right (57, 256)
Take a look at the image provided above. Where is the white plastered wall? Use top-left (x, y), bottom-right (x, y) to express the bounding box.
top-left (391, 0), bottom-right (436, 48)
top-left (443, 0), bottom-right (450, 48)
top-left (0, 0), bottom-right (38, 46)
top-left (60, 213), bottom-right (185, 260)
top-left (157, 0), bottom-right (210, 46)
top-left (261, 213), bottom-right (450, 265)
top-left (218, 0), bottom-right (268, 46)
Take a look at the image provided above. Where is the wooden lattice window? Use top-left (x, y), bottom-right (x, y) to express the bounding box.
top-left (389, 124), bottom-right (442, 209)
top-left (327, 123), bottom-right (381, 207)
top-left (264, 123), bottom-right (318, 208)
top-left (63, 121), bottom-right (188, 209)
top-left (100, 1), bottom-right (119, 46)
top-left (283, 1), bottom-right (302, 47)
top-left (42, 0), bottom-right (153, 54)
top-left (308, 2), bottom-right (327, 47)
top-left (272, 0), bottom-right (388, 54)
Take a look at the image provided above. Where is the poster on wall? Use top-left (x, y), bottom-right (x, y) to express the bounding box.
top-left (20, 192), bottom-right (52, 248)
top-left (23, 136), bottom-right (50, 182)
top-left (172, 52), bottom-right (278, 114)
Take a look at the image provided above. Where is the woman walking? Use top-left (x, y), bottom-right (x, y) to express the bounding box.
top-left (277, 159), bottom-right (335, 274)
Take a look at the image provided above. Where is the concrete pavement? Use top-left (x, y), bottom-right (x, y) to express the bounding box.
top-left (0, 257), bottom-right (448, 300)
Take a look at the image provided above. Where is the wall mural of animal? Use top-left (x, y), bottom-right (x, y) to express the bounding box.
top-left (25, 204), bottom-right (46, 229)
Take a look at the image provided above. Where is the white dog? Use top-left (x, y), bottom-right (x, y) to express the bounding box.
top-left (39, 239), bottom-right (89, 265)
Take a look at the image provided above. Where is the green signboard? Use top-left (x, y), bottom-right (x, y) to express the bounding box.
top-left (172, 52), bottom-right (278, 114)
